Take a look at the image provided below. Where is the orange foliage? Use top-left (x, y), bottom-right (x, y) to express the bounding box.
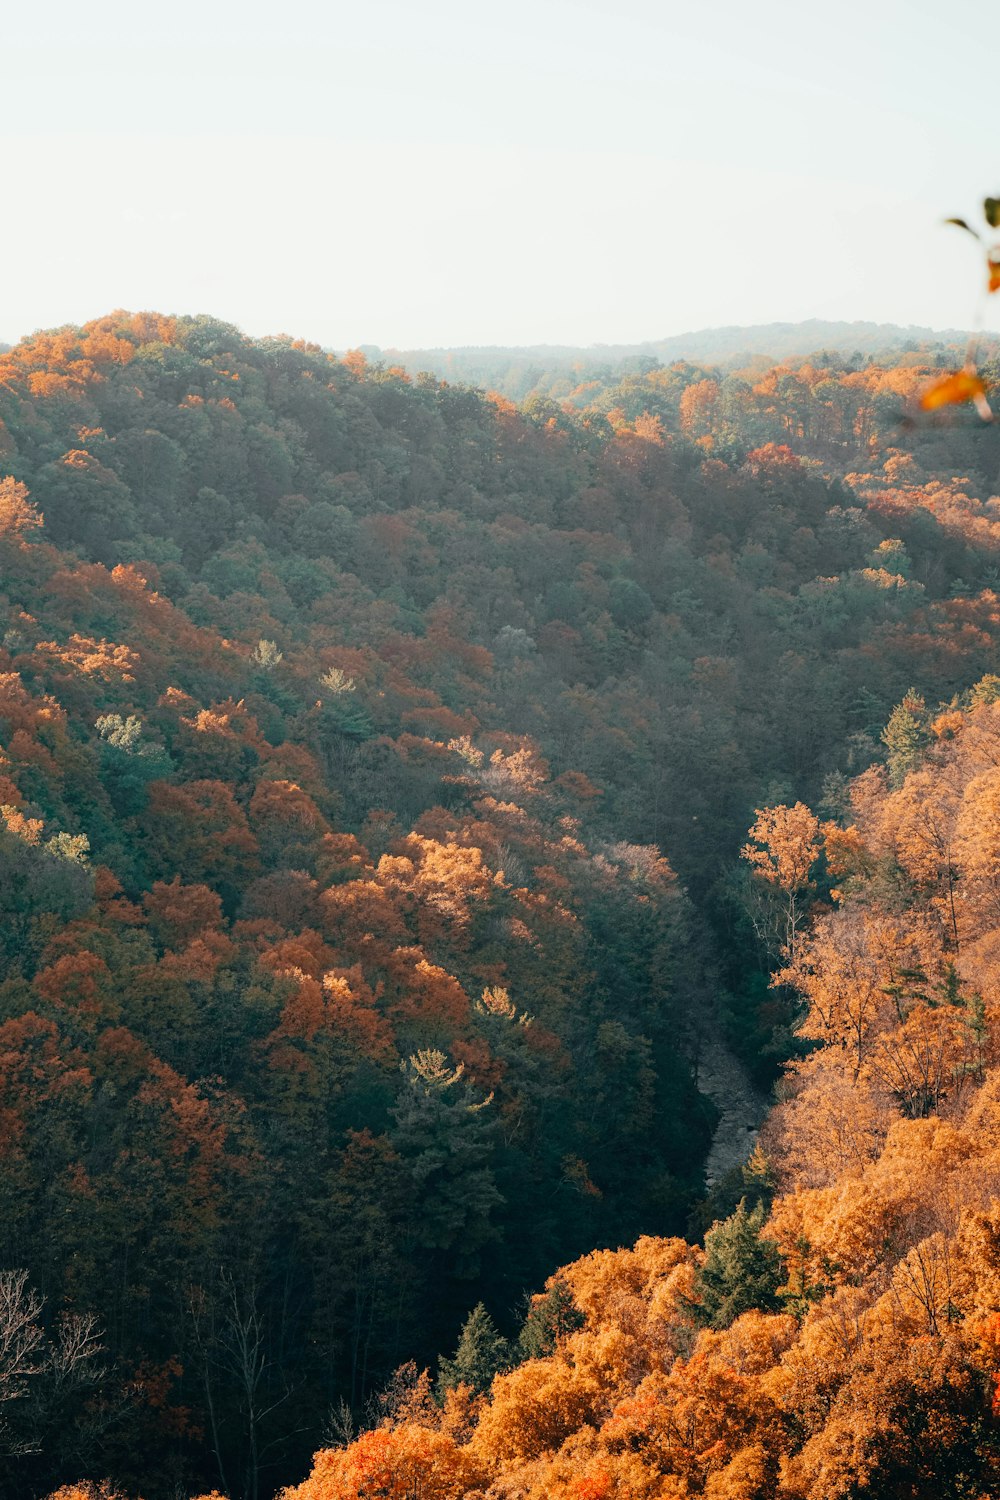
top-left (34, 952), bottom-right (118, 1024)
top-left (318, 879), bottom-right (408, 949)
top-left (158, 930), bottom-right (234, 982)
top-left (380, 948), bottom-right (470, 1032)
top-left (920, 366), bottom-right (991, 419)
top-left (249, 776), bottom-right (329, 861)
top-left (1, 802), bottom-right (44, 844)
top-left (377, 835), bottom-right (492, 948)
top-left (321, 967), bottom-right (397, 1061)
top-left (34, 633), bottom-right (140, 683)
top-left (143, 878), bottom-right (224, 946)
top-left (143, 779), bottom-right (260, 888)
top-left (281, 1425), bottom-right (480, 1500)
top-left (743, 803), bottom-right (821, 894)
top-left (280, 683), bottom-right (1000, 1499)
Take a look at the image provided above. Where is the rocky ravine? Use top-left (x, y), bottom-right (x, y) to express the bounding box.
top-left (697, 1038), bottom-right (769, 1191)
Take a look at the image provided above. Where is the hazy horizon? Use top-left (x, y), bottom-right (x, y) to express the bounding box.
top-left (370, 316), bottom-right (981, 356)
top-left (2, 313), bottom-right (982, 361)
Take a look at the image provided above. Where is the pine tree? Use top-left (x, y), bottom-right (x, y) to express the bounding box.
top-left (693, 1199), bottom-right (783, 1329)
top-left (96, 713), bottom-right (173, 815)
top-left (516, 1279), bottom-right (584, 1360)
top-left (390, 1053), bottom-right (501, 1273)
top-left (437, 1303), bottom-right (511, 1396)
top-left (882, 690), bottom-right (928, 788)
top-left (319, 693), bottom-right (374, 741)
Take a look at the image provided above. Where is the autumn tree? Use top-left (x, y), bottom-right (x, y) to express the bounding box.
top-left (0, 478), bottom-right (42, 540)
top-left (742, 802), bottom-right (823, 960)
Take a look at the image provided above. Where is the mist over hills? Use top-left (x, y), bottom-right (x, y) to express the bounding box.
top-left (370, 318), bottom-right (982, 398)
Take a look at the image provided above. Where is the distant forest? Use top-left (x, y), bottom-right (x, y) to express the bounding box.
top-left (371, 318), bottom-right (988, 400)
top-left (3, 313), bottom-right (1000, 1497)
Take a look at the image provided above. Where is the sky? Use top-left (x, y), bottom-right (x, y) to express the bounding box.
top-left (4, 0), bottom-right (1000, 350)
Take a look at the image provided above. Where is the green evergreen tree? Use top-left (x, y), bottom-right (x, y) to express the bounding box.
top-left (437, 1303), bottom-right (511, 1396)
top-left (693, 1198), bottom-right (784, 1329)
top-left (319, 693), bottom-right (374, 741)
top-left (516, 1278), bottom-right (584, 1360)
top-left (390, 1052), bottom-right (501, 1275)
top-left (882, 689), bottom-right (928, 788)
top-left (95, 713), bottom-right (174, 815)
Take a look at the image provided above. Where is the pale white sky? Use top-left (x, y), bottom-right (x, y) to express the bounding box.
top-left (4, 0), bottom-right (998, 349)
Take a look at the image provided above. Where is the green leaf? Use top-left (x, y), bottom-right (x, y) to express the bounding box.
top-left (984, 197), bottom-right (1000, 229)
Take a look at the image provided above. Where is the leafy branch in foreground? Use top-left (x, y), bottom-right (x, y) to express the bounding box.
top-left (921, 192), bottom-right (1000, 420)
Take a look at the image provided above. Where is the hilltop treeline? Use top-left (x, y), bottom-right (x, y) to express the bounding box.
top-left (2, 312), bottom-right (1000, 1496)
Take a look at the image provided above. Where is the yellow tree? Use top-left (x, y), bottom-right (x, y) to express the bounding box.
top-left (742, 803), bottom-right (822, 961)
top-left (0, 476), bottom-right (42, 539)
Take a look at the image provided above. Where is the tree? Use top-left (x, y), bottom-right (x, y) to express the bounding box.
top-left (250, 639), bottom-right (283, 672)
top-left (34, 449), bottom-right (137, 556)
top-left (0, 1269), bottom-right (104, 1468)
top-left (141, 779), bottom-right (260, 893)
top-left (742, 802), bottom-right (822, 960)
top-left (0, 478), bottom-right (42, 540)
top-left (693, 1201), bottom-right (784, 1329)
top-left (437, 1303), bottom-right (511, 1396)
top-left (517, 1278), bottom-right (584, 1359)
top-left (189, 1268), bottom-right (290, 1500)
top-left (281, 1424), bottom-right (480, 1500)
top-left (0, 1269), bottom-right (45, 1426)
top-left (882, 690), bottom-right (929, 789)
top-left (391, 1052), bottom-right (501, 1275)
top-left (0, 808), bottom-right (94, 963)
top-left (95, 713), bottom-right (173, 815)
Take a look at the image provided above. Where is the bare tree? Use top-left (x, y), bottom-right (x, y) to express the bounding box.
top-left (0, 1269), bottom-right (105, 1464)
top-left (188, 1267), bottom-right (297, 1500)
top-left (0, 1270), bottom-right (45, 1424)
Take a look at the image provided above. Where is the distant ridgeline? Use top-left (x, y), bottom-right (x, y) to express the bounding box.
top-left (3, 312), bottom-right (1000, 1497)
top-left (369, 318), bottom-right (986, 400)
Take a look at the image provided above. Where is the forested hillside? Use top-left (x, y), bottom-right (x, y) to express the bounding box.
top-left (287, 685), bottom-right (1000, 1498)
top-left (3, 312), bottom-right (1000, 1497)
